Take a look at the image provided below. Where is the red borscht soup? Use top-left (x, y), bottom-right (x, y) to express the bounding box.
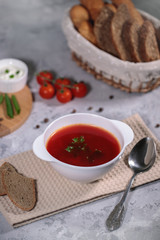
top-left (46, 124), bottom-right (121, 167)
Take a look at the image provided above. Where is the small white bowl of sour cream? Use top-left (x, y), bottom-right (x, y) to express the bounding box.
top-left (0, 58), bottom-right (28, 93)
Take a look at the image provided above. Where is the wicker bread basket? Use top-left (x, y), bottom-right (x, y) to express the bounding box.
top-left (62, 8), bottom-right (160, 93)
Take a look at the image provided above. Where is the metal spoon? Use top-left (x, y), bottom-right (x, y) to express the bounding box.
top-left (106, 137), bottom-right (156, 231)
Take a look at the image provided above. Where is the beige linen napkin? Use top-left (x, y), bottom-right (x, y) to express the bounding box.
top-left (0, 113), bottom-right (160, 227)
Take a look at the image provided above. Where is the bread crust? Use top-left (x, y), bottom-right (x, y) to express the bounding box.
top-left (156, 27), bottom-right (160, 49)
top-left (111, 4), bottom-right (133, 60)
top-left (122, 19), bottom-right (142, 62)
top-left (94, 6), bottom-right (119, 57)
top-left (80, 0), bottom-right (104, 21)
top-left (78, 20), bottom-right (98, 46)
top-left (111, 0), bottom-right (143, 25)
top-left (0, 162), bottom-right (16, 196)
top-left (105, 3), bottom-right (117, 13)
top-left (70, 5), bottom-right (90, 29)
top-left (139, 20), bottom-right (160, 62)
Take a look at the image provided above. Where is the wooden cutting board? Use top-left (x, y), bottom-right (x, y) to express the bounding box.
top-left (0, 86), bottom-right (32, 137)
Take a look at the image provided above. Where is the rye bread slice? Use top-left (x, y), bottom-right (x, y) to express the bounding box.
top-left (111, 4), bottom-right (133, 61)
top-left (122, 19), bottom-right (142, 62)
top-left (111, 0), bottom-right (143, 25)
top-left (2, 169), bottom-right (37, 211)
top-left (0, 162), bottom-right (16, 196)
top-left (94, 6), bottom-right (119, 57)
top-left (139, 20), bottom-right (160, 62)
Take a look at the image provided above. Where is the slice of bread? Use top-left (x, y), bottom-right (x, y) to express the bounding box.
top-left (0, 162), bottom-right (16, 196)
top-left (122, 19), bottom-right (142, 62)
top-left (111, 4), bottom-right (133, 60)
top-left (139, 20), bottom-right (160, 62)
top-left (94, 6), bottom-right (119, 57)
top-left (2, 166), bottom-right (37, 211)
top-left (111, 0), bottom-right (143, 25)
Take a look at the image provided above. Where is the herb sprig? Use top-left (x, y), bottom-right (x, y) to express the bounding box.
top-left (65, 136), bottom-right (102, 162)
top-left (65, 136), bottom-right (86, 152)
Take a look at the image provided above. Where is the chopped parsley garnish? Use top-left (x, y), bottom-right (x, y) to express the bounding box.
top-left (65, 136), bottom-right (85, 152)
top-left (65, 136), bottom-right (102, 162)
top-left (65, 146), bottom-right (74, 153)
top-left (5, 69), bottom-right (9, 73)
top-left (9, 75), bottom-right (14, 78)
top-left (72, 136), bottom-right (85, 144)
top-left (72, 137), bottom-right (79, 143)
top-left (16, 70), bottom-right (20, 74)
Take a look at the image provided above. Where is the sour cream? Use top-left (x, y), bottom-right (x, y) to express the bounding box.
top-left (0, 58), bottom-right (28, 93)
top-left (0, 65), bottom-right (24, 82)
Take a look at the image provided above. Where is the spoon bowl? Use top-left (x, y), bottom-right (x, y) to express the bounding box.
top-left (106, 137), bottom-right (156, 231)
top-left (128, 137), bottom-right (156, 173)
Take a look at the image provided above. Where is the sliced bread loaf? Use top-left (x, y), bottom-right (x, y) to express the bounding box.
top-left (2, 168), bottom-right (37, 211)
top-left (0, 162), bottom-right (16, 196)
top-left (122, 19), bottom-right (142, 62)
top-left (111, 4), bottom-right (133, 60)
top-left (94, 6), bottom-right (119, 57)
top-left (139, 20), bottom-right (160, 62)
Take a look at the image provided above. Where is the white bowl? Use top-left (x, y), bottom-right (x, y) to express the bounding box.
top-left (0, 58), bottom-right (28, 93)
top-left (33, 113), bottom-right (134, 183)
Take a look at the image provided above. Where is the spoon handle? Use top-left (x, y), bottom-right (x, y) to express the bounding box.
top-left (106, 172), bottom-right (137, 231)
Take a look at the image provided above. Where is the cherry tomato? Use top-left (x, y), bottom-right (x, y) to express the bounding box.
top-left (55, 78), bottom-right (71, 90)
top-left (39, 83), bottom-right (55, 99)
top-left (37, 71), bottom-right (53, 85)
top-left (72, 82), bottom-right (87, 98)
top-left (56, 87), bottom-right (72, 103)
